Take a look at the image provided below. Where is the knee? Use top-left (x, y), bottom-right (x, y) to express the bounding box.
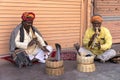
top-left (110, 49), bottom-right (117, 55)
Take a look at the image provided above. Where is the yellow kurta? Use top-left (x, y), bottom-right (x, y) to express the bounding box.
top-left (83, 26), bottom-right (112, 55)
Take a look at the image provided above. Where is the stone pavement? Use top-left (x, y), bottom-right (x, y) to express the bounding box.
top-left (0, 59), bottom-right (120, 80)
top-left (0, 43), bottom-right (120, 80)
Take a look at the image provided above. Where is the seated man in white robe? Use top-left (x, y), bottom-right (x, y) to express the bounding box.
top-left (9, 12), bottom-right (53, 63)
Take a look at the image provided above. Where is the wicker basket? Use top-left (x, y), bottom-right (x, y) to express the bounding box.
top-left (77, 54), bottom-right (95, 64)
top-left (46, 59), bottom-right (63, 68)
top-left (77, 63), bottom-right (95, 72)
top-left (46, 59), bottom-right (64, 76)
top-left (77, 54), bottom-right (96, 72)
top-left (46, 66), bottom-right (64, 76)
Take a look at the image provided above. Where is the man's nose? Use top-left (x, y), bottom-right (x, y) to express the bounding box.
top-left (95, 24), bottom-right (99, 27)
top-left (26, 22), bottom-right (32, 25)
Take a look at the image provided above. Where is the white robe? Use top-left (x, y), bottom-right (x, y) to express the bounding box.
top-left (15, 28), bottom-right (53, 63)
top-left (79, 47), bottom-right (116, 62)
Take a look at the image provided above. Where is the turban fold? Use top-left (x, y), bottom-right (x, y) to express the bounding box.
top-left (91, 15), bottom-right (103, 23)
top-left (21, 12), bottom-right (35, 21)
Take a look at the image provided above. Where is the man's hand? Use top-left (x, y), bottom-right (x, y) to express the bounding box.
top-left (36, 41), bottom-right (49, 52)
top-left (88, 33), bottom-right (97, 47)
top-left (42, 46), bottom-right (50, 52)
top-left (88, 41), bottom-right (93, 47)
top-left (28, 38), bottom-right (37, 47)
top-left (90, 33), bottom-right (98, 41)
top-left (95, 42), bottom-right (101, 49)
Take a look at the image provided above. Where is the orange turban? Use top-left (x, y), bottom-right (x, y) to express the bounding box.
top-left (91, 15), bottom-right (103, 23)
top-left (21, 12), bottom-right (35, 21)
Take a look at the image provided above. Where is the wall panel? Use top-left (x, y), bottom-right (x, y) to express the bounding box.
top-left (0, 0), bottom-right (81, 55)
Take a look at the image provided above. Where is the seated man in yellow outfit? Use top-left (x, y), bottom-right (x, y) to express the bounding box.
top-left (79, 14), bottom-right (116, 62)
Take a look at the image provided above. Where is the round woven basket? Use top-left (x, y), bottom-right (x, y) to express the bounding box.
top-left (46, 66), bottom-right (64, 76)
top-left (46, 59), bottom-right (64, 76)
top-left (46, 59), bottom-right (63, 68)
top-left (77, 54), bottom-right (95, 64)
top-left (77, 63), bottom-right (95, 72)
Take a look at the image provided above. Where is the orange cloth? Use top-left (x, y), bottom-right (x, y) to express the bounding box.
top-left (21, 12), bottom-right (35, 21)
top-left (91, 16), bottom-right (103, 23)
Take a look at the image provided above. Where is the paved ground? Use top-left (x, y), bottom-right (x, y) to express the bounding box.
top-left (0, 58), bottom-right (120, 80)
top-left (0, 44), bottom-right (120, 80)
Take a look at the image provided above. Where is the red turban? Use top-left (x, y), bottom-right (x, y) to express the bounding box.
top-left (21, 12), bottom-right (35, 21)
top-left (91, 15), bottom-right (103, 23)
